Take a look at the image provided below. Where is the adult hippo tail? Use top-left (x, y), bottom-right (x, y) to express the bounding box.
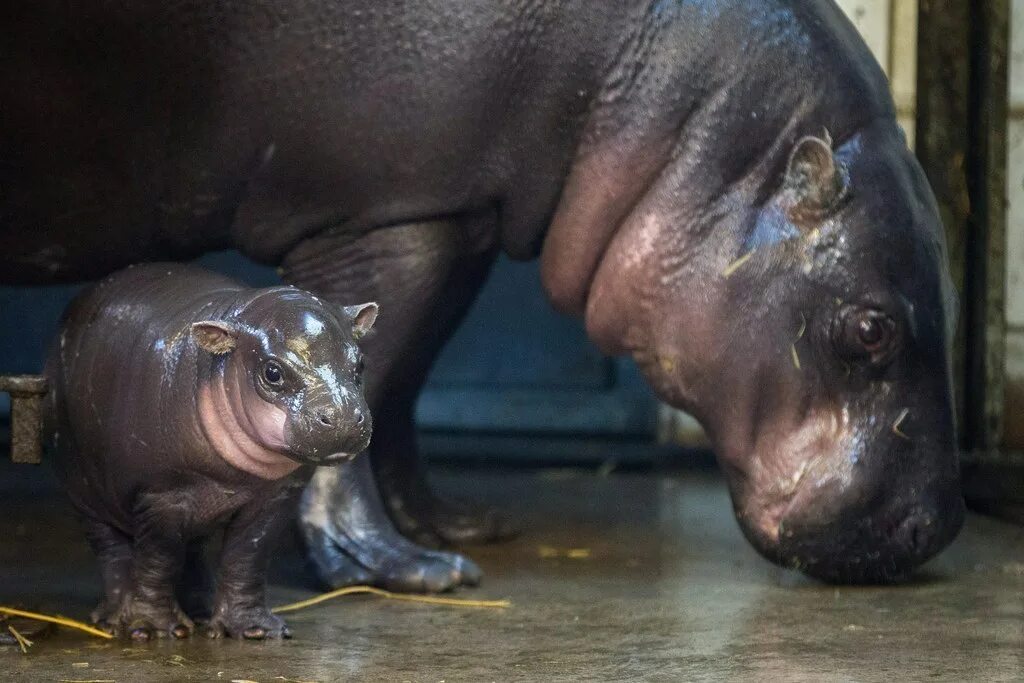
top-left (1, 0), bottom-right (962, 585)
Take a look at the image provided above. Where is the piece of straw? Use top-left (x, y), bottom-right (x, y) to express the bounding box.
top-left (892, 408), bottom-right (911, 440)
top-left (8, 624), bottom-right (32, 653)
top-left (722, 251), bottom-right (755, 278)
top-left (791, 312), bottom-right (807, 371)
top-left (272, 585), bottom-right (510, 614)
top-left (0, 606), bottom-right (113, 640)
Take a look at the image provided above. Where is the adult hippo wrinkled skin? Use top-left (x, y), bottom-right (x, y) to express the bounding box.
top-left (2, 0), bottom-right (963, 586)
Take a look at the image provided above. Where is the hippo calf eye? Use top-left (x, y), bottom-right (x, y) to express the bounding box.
top-left (857, 316), bottom-right (886, 347)
top-left (262, 360), bottom-right (285, 387)
top-left (835, 307), bottom-right (897, 363)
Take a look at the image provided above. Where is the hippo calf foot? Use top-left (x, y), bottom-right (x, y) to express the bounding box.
top-left (389, 488), bottom-right (519, 547)
top-left (205, 605), bottom-right (291, 640)
top-left (90, 598), bottom-right (123, 635)
top-left (113, 595), bottom-right (194, 641)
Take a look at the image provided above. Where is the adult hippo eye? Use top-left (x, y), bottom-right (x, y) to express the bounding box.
top-left (261, 360), bottom-right (285, 388)
top-left (835, 307), bottom-right (897, 363)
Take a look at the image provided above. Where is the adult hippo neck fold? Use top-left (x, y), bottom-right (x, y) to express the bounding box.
top-left (1, 0), bottom-right (961, 587)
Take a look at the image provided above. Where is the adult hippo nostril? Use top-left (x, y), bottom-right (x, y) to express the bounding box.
top-left (356, 412), bottom-right (365, 426)
top-left (315, 410), bottom-right (334, 427)
top-left (894, 509), bottom-right (939, 557)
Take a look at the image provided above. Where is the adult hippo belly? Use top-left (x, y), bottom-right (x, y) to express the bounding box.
top-left (1, 0), bottom-right (964, 587)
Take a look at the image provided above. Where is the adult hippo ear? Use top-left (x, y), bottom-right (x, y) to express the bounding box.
top-left (191, 321), bottom-right (239, 355)
top-left (782, 135), bottom-right (849, 225)
top-left (343, 302), bottom-right (379, 339)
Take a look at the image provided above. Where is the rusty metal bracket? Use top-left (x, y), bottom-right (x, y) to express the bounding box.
top-left (0, 375), bottom-right (47, 464)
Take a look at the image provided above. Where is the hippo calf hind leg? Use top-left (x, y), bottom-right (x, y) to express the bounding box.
top-left (82, 520), bottom-right (133, 633)
top-left (283, 220), bottom-right (493, 590)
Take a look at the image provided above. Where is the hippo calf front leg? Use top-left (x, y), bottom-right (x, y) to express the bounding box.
top-left (206, 482), bottom-right (302, 640)
top-left (115, 494), bottom-right (194, 641)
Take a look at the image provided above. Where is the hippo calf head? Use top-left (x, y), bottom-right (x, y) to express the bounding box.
top-left (192, 288), bottom-right (378, 479)
top-left (585, 120), bottom-right (963, 582)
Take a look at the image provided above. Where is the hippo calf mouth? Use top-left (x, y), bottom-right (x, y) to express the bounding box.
top-left (318, 451), bottom-right (361, 465)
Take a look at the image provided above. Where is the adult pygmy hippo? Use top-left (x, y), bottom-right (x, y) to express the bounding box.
top-left (47, 263), bottom-right (378, 639)
top-left (4, 0), bottom-right (962, 586)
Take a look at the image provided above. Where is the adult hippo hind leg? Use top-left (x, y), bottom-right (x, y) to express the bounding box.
top-left (361, 225), bottom-right (519, 548)
top-left (282, 218), bottom-right (503, 590)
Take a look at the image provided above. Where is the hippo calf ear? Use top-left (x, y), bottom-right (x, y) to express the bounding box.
top-left (344, 302), bottom-right (379, 339)
top-left (191, 321), bottom-right (239, 355)
top-left (783, 135), bottom-right (847, 222)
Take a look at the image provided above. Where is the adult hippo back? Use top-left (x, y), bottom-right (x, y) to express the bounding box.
top-left (2, 0), bottom-right (963, 585)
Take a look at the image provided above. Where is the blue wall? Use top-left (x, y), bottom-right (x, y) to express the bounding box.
top-left (0, 251), bottom-right (657, 438)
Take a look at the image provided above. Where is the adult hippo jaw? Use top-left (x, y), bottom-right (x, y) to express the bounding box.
top-left (570, 120), bottom-right (964, 584)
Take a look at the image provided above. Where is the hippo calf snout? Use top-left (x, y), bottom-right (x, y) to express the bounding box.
top-left (291, 399), bottom-right (373, 463)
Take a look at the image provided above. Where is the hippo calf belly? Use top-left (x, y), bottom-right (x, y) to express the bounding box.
top-left (47, 263), bottom-right (377, 640)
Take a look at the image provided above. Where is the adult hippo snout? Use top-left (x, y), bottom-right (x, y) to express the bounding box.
top-left (753, 489), bottom-right (965, 584)
top-left (724, 385), bottom-right (964, 582)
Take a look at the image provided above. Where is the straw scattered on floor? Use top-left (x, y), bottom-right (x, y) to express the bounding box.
top-left (272, 585), bottom-right (510, 614)
top-left (0, 606), bottom-right (112, 640)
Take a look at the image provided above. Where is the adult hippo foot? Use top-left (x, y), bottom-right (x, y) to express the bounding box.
top-left (205, 605), bottom-right (291, 640)
top-left (383, 476), bottom-right (519, 547)
top-left (300, 458), bottom-right (483, 592)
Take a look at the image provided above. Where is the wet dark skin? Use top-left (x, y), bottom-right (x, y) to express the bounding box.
top-left (4, 0), bottom-right (961, 585)
top-left (47, 263), bottom-right (379, 639)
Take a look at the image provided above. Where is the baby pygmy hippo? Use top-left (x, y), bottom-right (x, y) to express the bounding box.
top-left (46, 263), bottom-right (377, 641)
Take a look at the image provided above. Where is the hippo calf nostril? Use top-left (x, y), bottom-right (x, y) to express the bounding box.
top-left (315, 411), bottom-right (334, 427)
top-left (356, 412), bottom-right (365, 426)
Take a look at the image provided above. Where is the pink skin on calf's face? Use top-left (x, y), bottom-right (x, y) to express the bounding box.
top-left (198, 379), bottom-right (297, 481)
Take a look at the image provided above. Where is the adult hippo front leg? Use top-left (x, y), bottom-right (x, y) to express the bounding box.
top-left (282, 217), bottom-right (503, 589)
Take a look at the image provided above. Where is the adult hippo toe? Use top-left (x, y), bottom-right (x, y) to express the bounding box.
top-left (1, 0), bottom-right (962, 586)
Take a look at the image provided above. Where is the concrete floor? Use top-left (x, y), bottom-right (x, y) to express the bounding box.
top-left (1, 463), bottom-right (1022, 682)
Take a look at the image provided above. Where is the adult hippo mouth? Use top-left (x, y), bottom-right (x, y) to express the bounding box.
top-left (721, 401), bottom-right (965, 583)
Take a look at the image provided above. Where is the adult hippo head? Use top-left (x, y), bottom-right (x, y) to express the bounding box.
top-left (544, 6), bottom-right (963, 583)
top-left (552, 122), bottom-right (962, 584)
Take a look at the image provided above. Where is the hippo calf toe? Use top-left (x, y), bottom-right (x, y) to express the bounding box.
top-left (47, 263), bottom-right (378, 639)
